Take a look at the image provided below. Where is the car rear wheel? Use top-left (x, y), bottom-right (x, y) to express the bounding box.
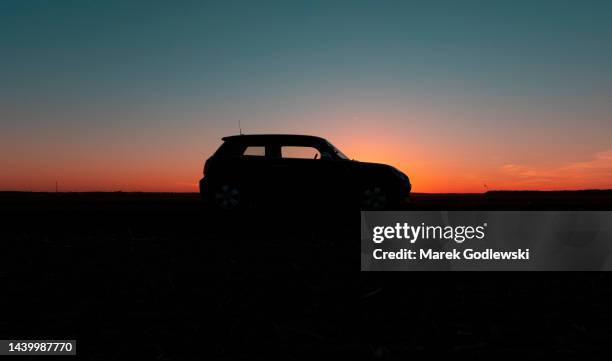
top-left (361, 186), bottom-right (387, 209)
top-left (212, 183), bottom-right (242, 210)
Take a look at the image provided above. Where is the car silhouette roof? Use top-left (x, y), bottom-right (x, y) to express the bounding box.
top-left (221, 134), bottom-right (328, 143)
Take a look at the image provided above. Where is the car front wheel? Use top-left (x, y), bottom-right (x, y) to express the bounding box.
top-left (361, 186), bottom-right (387, 210)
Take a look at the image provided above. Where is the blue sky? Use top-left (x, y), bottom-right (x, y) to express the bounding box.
top-left (2, 0), bottom-right (612, 191)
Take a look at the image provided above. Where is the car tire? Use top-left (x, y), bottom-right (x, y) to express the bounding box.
top-left (210, 183), bottom-right (242, 210)
top-left (361, 186), bottom-right (388, 210)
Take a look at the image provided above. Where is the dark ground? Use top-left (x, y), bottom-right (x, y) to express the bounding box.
top-left (2, 191), bottom-right (612, 359)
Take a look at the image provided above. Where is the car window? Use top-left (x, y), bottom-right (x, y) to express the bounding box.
top-left (243, 146), bottom-right (266, 157)
top-left (281, 146), bottom-right (321, 159)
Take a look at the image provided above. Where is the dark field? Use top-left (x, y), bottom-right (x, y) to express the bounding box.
top-left (2, 191), bottom-right (612, 358)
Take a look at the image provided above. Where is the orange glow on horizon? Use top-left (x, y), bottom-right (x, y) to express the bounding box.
top-left (2, 111), bottom-right (611, 193)
top-left (3, 141), bottom-right (609, 194)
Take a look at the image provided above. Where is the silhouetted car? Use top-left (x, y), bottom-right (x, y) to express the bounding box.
top-left (199, 134), bottom-right (411, 209)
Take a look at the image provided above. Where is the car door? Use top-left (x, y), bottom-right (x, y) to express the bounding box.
top-left (316, 150), bottom-right (353, 207)
top-left (276, 144), bottom-right (325, 207)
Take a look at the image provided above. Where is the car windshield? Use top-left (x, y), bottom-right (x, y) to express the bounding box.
top-left (327, 142), bottom-right (349, 160)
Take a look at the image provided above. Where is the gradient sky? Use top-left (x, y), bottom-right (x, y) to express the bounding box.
top-left (2, 0), bottom-right (612, 193)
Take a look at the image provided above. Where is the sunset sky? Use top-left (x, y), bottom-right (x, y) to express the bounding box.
top-left (2, 0), bottom-right (612, 193)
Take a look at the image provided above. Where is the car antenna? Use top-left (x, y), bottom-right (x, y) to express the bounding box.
top-left (238, 119), bottom-right (243, 135)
